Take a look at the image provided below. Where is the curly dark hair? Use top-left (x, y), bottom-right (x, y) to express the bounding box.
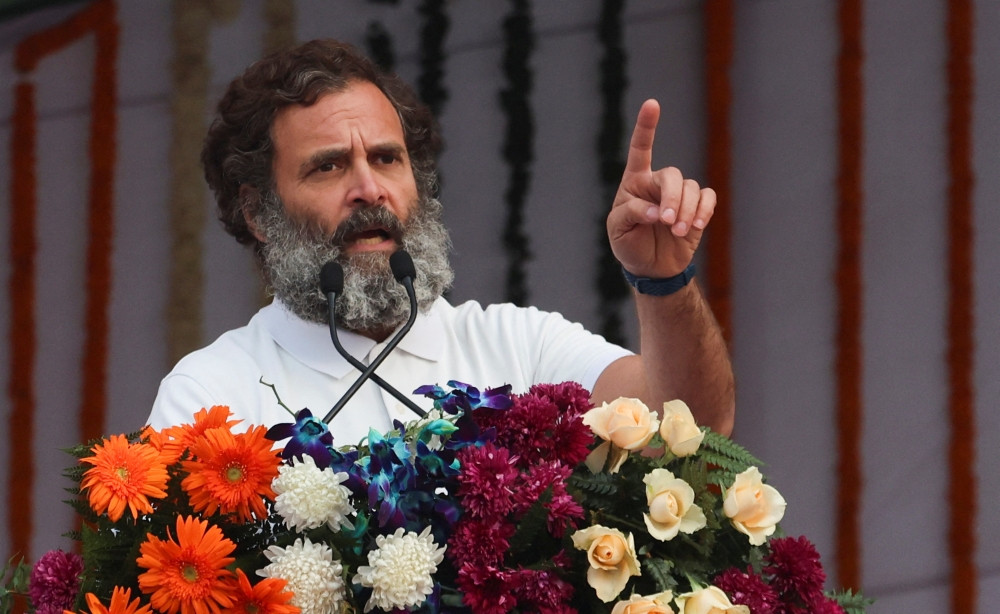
top-left (202, 39), bottom-right (441, 251)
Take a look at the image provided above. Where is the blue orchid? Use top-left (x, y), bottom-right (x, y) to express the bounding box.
top-left (265, 408), bottom-right (335, 468)
top-left (357, 428), bottom-right (418, 529)
top-left (414, 380), bottom-right (513, 414)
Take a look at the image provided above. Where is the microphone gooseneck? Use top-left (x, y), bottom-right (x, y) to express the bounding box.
top-left (321, 251), bottom-right (427, 424)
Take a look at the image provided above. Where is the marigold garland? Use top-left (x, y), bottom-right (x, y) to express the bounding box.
top-left (166, 0), bottom-right (241, 364)
top-left (595, 0), bottom-right (629, 346)
top-left (945, 1), bottom-right (977, 612)
top-left (834, 0), bottom-right (864, 591)
top-left (499, 0), bottom-right (534, 306)
top-left (703, 0), bottom-right (733, 343)
top-left (263, 0), bottom-right (295, 55)
top-left (7, 0), bottom-right (119, 565)
top-left (417, 0), bottom-right (449, 118)
top-left (8, 80), bottom-right (39, 570)
top-left (363, 0), bottom-right (400, 71)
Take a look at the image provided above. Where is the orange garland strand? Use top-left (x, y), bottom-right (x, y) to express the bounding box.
top-left (7, 81), bottom-right (39, 568)
top-left (834, 0), bottom-right (864, 591)
top-left (703, 0), bottom-right (733, 343)
top-left (7, 0), bottom-right (118, 562)
top-left (945, 0), bottom-right (976, 611)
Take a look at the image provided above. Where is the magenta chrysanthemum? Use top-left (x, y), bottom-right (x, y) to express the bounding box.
top-left (456, 564), bottom-right (519, 614)
top-left (477, 382), bottom-right (593, 468)
top-left (512, 461), bottom-right (582, 537)
top-left (456, 443), bottom-right (519, 519)
top-left (448, 518), bottom-right (515, 570)
top-left (510, 567), bottom-right (575, 614)
top-left (765, 536), bottom-right (827, 603)
top-left (714, 566), bottom-right (780, 614)
top-left (29, 549), bottom-right (84, 614)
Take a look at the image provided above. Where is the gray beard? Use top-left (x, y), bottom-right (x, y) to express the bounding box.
top-left (254, 194), bottom-right (454, 334)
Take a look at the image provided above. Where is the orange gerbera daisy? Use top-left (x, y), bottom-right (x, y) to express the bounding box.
top-left (80, 434), bottom-right (169, 522)
top-left (136, 515), bottom-right (236, 614)
top-left (181, 425), bottom-right (279, 522)
top-left (229, 569), bottom-right (299, 614)
top-left (156, 406), bottom-right (242, 465)
top-left (69, 586), bottom-right (153, 614)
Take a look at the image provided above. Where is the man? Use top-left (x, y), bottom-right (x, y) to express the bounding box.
top-left (148, 39), bottom-right (734, 443)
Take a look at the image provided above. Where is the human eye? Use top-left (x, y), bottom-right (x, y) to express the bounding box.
top-left (372, 147), bottom-right (404, 166)
top-left (316, 159), bottom-right (339, 173)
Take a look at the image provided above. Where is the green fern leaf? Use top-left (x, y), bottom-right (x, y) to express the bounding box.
top-left (642, 557), bottom-right (677, 593)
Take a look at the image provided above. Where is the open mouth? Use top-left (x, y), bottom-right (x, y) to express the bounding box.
top-left (343, 225), bottom-right (399, 250)
top-left (333, 206), bottom-right (406, 252)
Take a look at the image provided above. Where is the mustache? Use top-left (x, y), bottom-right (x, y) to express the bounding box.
top-left (329, 206), bottom-right (406, 249)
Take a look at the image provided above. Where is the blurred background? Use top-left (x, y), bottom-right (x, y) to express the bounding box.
top-left (1, 1), bottom-right (996, 612)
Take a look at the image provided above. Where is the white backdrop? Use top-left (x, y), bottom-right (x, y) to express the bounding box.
top-left (1, 1), bottom-right (998, 612)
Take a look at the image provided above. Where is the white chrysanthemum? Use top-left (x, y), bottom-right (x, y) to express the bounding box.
top-left (259, 537), bottom-right (345, 614)
top-left (272, 455), bottom-right (355, 531)
top-left (353, 526), bottom-right (446, 613)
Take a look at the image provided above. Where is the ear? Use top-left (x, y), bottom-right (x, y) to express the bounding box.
top-left (239, 184), bottom-right (267, 243)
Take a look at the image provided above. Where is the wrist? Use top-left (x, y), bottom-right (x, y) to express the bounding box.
top-left (622, 263), bottom-right (696, 296)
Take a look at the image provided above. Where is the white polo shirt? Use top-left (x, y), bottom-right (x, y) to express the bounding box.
top-left (148, 298), bottom-right (631, 446)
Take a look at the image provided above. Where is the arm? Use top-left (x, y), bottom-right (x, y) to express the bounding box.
top-left (590, 100), bottom-right (735, 435)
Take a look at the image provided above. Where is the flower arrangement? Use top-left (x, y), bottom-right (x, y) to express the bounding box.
top-left (1, 381), bottom-right (869, 614)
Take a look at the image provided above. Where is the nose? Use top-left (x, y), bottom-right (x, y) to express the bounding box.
top-left (345, 161), bottom-right (386, 207)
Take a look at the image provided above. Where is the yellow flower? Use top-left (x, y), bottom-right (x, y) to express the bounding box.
top-left (658, 400), bottom-right (704, 457)
top-left (722, 467), bottom-right (786, 546)
top-left (571, 525), bottom-right (641, 602)
top-left (674, 586), bottom-right (748, 614)
top-left (584, 398), bottom-right (659, 473)
top-left (643, 469), bottom-right (706, 541)
top-left (611, 591), bottom-right (675, 614)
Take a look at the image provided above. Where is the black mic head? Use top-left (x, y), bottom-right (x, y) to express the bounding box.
top-left (389, 250), bottom-right (416, 283)
top-left (319, 261), bottom-right (344, 294)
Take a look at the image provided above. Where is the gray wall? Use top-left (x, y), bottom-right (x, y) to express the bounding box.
top-left (1, 1), bottom-right (997, 611)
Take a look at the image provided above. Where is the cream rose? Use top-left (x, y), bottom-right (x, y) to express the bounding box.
top-left (583, 398), bottom-right (660, 473)
top-left (571, 525), bottom-right (641, 602)
top-left (722, 467), bottom-right (786, 546)
top-left (674, 586), bottom-right (749, 614)
top-left (658, 400), bottom-right (705, 457)
top-left (611, 591), bottom-right (675, 614)
top-left (643, 469), bottom-right (706, 541)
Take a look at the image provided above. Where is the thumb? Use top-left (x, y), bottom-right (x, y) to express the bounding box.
top-left (607, 199), bottom-right (658, 237)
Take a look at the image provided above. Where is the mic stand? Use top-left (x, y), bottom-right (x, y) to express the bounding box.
top-left (322, 260), bottom-right (427, 423)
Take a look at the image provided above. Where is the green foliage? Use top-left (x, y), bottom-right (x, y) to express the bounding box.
top-left (507, 488), bottom-right (553, 561)
top-left (831, 588), bottom-right (875, 613)
top-left (0, 556), bottom-right (31, 614)
top-left (696, 430), bottom-right (764, 487)
top-left (641, 556), bottom-right (677, 593)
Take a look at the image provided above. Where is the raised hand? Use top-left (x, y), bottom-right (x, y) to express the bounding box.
top-left (607, 99), bottom-right (716, 279)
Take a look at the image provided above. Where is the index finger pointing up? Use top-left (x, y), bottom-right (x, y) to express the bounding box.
top-left (625, 99), bottom-right (661, 173)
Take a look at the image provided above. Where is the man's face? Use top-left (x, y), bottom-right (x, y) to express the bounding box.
top-left (251, 80), bottom-right (453, 336)
top-left (267, 80), bottom-right (420, 254)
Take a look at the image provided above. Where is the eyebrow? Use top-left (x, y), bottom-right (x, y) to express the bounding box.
top-left (300, 148), bottom-right (348, 176)
top-left (299, 142), bottom-right (408, 175)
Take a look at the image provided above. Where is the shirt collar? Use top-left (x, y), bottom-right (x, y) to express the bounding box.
top-left (258, 299), bottom-right (445, 378)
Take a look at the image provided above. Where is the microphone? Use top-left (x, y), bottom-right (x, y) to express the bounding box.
top-left (321, 251), bottom-right (427, 423)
